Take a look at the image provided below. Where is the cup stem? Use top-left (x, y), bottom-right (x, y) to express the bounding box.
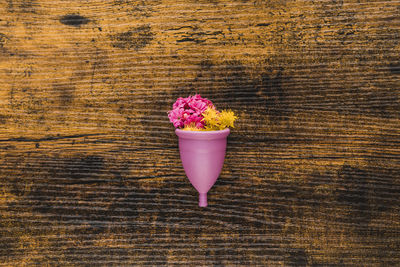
top-left (199, 193), bottom-right (207, 207)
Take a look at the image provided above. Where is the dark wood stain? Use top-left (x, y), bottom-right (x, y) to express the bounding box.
top-left (389, 62), bottom-right (400, 74)
top-left (285, 248), bottom-right (308, 267)
top-left (60, 14), bottom-right (90, 27)
top-left (6, 0), bottom-right (38, 13)
top-left (52, 83), bottom-right (75, 107)
top-left (1, 0), bottom-right (400, 265)
top-left (110, 25), bottom-right (153, 50)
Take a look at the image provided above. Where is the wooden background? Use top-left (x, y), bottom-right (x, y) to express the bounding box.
top-left (0, 0), bottom-right (399, 265)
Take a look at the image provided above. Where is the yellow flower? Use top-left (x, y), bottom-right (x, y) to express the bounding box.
top-left (202, 107), bottom-right (238, 131)
top-left (218, 109), bottom-right (237, 129)
top-left (202, 107), bottom-right (220, 131)
top-left (183, 123), bottom-right (203, 131)
top-left (181, 106), bottom-right (238, 131)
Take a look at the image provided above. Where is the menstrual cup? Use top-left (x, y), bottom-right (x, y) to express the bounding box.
top-left (175, 128), bottom-right (230, 207)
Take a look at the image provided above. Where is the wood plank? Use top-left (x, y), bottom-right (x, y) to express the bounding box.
top-left (0, 0), bottom-right (399, 265)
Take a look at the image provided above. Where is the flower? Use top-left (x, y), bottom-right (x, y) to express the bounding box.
top-left (218, 109), bottom-right (237, 129)
top-left (172, 97), bottom-right (187, 109)
top-left (168, 107), bottom-right (184, 128)
top-left (184, 114), bottom-right (205, 128)
top-left (202, 107), bottom-right (220, 130)
top-left (168, 95), bottom-right (237, 131)
top-left (168, 94), bottom-right (214, 129)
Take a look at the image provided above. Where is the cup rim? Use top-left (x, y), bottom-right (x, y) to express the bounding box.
top-left (175, 128), bottom-right (230, 140)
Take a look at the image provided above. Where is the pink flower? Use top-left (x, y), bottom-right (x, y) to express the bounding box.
top-left (184, 114), bottom-right (205, 128)
top-left (168, 94), bottom-right (215, 129)
top-left (191, 94), bottom-right (214, 108)
top-left (190, 100), bottom-right (207, 113)
top-left (168, 107), bottom-right (184, 128)
top-left (172, 97), bottom-right (186, 109)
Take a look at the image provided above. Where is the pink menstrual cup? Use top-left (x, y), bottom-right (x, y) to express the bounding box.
top-left (175, 128), bottom-right (230, 207)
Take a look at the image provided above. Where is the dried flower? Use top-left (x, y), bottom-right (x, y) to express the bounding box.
top-left (168, 95), bottom-right (237, 131)
top-left (218, 110), bottom-right (237, 129)
top-left (202, 108), bottom-right (237, 130)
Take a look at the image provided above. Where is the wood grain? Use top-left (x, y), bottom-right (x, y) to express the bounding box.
top-left (0, 0), bottom-right (399, 265)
